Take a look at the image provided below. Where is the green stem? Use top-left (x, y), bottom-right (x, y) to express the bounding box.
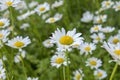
top-left (63, 66), bottom-right (66, 80)
top-left (9, 7), bottom-right (14, 37)
top-left (20, 54), bottom-right (27, 80)
top-left (66, 50), bottom-right (70, 80)
top-left (109, 62), bottom-right (119, 80)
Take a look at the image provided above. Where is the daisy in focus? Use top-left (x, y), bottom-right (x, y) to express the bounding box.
top-left (79, 42), bottom-right (96, 55)
top-left (94, 69), bottom-right (107, 80)
top-left (73, 69), bottom-right (84, 80)
top-left (6, 36), bottom-right (31, 51)
top-left (35, 2), bottom-right (50, 16)
top-left (86, 57), bottom-right (102, 69)
top-left (50, 28), bottom-right (84, 51)
top-left (51, 52), bottom-right (68, 68)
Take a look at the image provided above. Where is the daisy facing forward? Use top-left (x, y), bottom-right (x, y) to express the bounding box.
top-left (73, 69), bottom-right (84, 80)
top-left (86, 57), bottom-right (102, 69)
top-left (0, 18), bottom-right (9, 28)
top-left (6, 36), bottom-right (31, 51)
top-left (90, 25), bottom-right (102, 33)
top-left (51, 53), bottom-right (68, 68)
top-left (94, 69), bottom-right (107, 80)
top-left (35, 2), bottom-right (50, 16)
top-left (91, 33), bottom-right (105, 43)
top-left (50, 28), bottom-right (84, 51)
top-left (79, 42), bottom-right (96, 55)
top-left (0, 0), bottom-right (21, 8)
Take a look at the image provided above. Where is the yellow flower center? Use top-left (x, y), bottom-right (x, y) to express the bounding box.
top-left (55, 57), bottom-right (64, 64)
top-left (94, 26), bottom-right (99, 31)
top-left (47, 41), bottom-right (51, 44)
top-left (0, 21), bottom-right (5, 27)
top-left (96, 37), bottom-right (101, 41)
top-left (90, 61), bottom-right (97, 66)
top-left (5, 1), bottom-right (13, 6)
top-left (73, 44), bottom-right (79, 47)
top-left (84, 46), bottom-right (91, 51)
top-left (114, 50), bottom-right (120, 55)
top-left (97, 72), bottom-right (103, 77)
top-left (50, 18), bottom-right (55, 23)
top-left (97, 19), bottom-right (102, 23)
top-left (0, 34), bottom-right (3, 39)
top-left (105, 2), bottom-right (110, 6)
top-left (14, 41), bottom-right (25, 48)
top-left (39, 7), bottom-right (45, 11)
top-left (59, 35), bottom-right (74, 45)
top-left (75, 74), bottom-right (81, 80)
top-left (112, 38), bottom-right (119, 44)
top-left (118, 6), bottom-right (120, 9)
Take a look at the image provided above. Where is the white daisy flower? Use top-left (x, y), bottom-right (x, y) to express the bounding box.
top-left (15, 1), bottom-right (27, 11)
top-left (28, 1), bottom-right (38, 8)
top-left (73, 69), bottom-right (84, 80)
top-left (0, 4), bottom-right (7, 11)
top-left (0, 18), bottom-right (9, 28)
top-left (108, 35), bottom-right (120, 44)
top-left (81, 11), bottom-right (93, 23)
top-left (100, 26), bottom-right (115, 33)
top-left (0, 66), bottom-right (6, 80)
top-left (51, 53), bottom-right (68, 68)
top-left (91, 33), bottom-right (105, 43)
top-left (0, 0), bottom-right (21, 8)
top-left (93, 15), bottom-right (107, 24)
top-left (14, 50), bottom-right (26, 63)
top-left (50, 28), bottom-right (84, 51)
top-left (42, 39), bottom-right (54, 48)
top-left (45, 13), bottom-right (63, 23)
top-left (0, 30), bottom-right (10, 43)
top-left (102, 42), bottom-right (120, 64)
top-left (101, 0), bottom-right (114, 10)
top-left (35, 2), bottom-right (50, 16)
top-left (80, 42), bottom-right (96, 55)
top-left (6, 36), bottom-right (31, 51)
top-left (94, 69), bottom-right (107, 80)
top-left (90, 25), bottom-right (102, 33)
top-left (113, 1), bottom-right (120, 11)
top-left (51, 0), bottom-right (64, 9)
top-left (86, 57), bottom-right (102, 69)
top-left (27, 77), bottom-right (38, 80)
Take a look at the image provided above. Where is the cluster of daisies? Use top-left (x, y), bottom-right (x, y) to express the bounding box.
top-left (42, 0), bottom-right (120, 80)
